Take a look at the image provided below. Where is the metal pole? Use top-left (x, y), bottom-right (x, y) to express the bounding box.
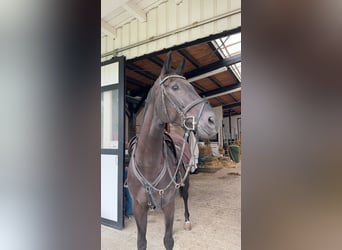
top-left (228, 110), bottom-right (232, 144)
top-left (237, 117), bottom-right (241, 141)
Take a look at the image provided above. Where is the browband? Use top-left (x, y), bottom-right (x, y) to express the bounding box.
top-left (160, 75), bottom-right (185, 85)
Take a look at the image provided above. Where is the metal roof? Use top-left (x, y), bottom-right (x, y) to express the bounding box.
top-left (125, 28), bottom-right (241, 117)
top-left (101, 0), bottom-right (241, 118)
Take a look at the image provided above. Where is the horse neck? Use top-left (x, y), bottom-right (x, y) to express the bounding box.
top-left (135, 94), bottom-right (165, 168)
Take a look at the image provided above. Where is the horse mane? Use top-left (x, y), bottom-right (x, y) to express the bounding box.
top-left (143, 81), bottom-right (158, 116)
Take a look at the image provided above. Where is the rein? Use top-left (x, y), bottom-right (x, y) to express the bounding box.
top-left (131, 132), bottom-right (197, 209)
top-left (131, 138), bottom-right (183, 209)
top-left (159, 74), bottom-right (205, 191)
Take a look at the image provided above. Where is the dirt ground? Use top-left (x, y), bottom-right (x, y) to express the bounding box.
top-left (101, 161), bottom-right (241, 250)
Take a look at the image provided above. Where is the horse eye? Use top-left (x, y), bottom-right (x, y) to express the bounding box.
top-left (171, 84), bottom-right (179, 91)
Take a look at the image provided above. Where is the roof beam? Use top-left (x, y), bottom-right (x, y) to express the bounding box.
top-left (123, 1), bottom-right (146, 22)
top-left (208, 76), bottom-right (224, 88)
top-left (227, 65), bottom-right (240, 83)
top-left (207, 41), bottom-right (223, 60)
top-left (149, 56), bottom-right (163, 67)
top-left (126, 76), bottom-right (149, 89)
top-left (192, 82), bottom-right (208, 93)
top-left (128, 27), bottom-right (241, 62)
top-left (178, 49), bottom-right (201, 67)
top-left (178, 48), bottom-right (223, 88)
top-left (229, 93), bottom-right (239, 102)
top-left (201, 82), bottom-right (241, 98)
top-left (101, 20), bottom-right (116, 38)
top-left (222, 102), bottom-right (241, 110)
top-left (126, 63), bottom-right (157, 81)
top-left (184, 54), bottom-right (241, 79)
top-left (213, 97), bottom-right (226, 105)
top-left (223, 111), bottom-right (241, 117)
top-left (206, 86), bottom-right (241, 100)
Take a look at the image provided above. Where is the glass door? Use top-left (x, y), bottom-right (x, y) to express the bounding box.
top-left (101, 57), bottom-right (125, 229)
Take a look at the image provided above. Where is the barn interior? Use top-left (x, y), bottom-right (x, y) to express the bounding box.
top-left (124, 27), bottom-right (241, 154)
top-left (101, 1), bottom-right (241, 249)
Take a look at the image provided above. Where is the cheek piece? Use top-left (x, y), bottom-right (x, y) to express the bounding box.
top-left (159, 74), bottom-right (208, 131)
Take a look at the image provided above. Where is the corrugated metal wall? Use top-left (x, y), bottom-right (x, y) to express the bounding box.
top-left (101, 0), bottom-right (241, 61)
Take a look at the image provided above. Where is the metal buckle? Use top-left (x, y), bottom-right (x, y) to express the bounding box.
top-left (183, 116), bottom-right (196, 131)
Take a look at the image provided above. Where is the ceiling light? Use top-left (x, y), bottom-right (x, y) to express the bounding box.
top-left (205, 87), bottom-right (241, 99)
top-left (187, 66), bottom-right (227, 82)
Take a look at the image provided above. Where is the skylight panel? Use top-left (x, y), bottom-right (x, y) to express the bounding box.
top-left (212, 32), bottom-right (241, 81)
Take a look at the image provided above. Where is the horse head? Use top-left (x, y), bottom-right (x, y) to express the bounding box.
top-left (155, 51), bottom-right (218, 139)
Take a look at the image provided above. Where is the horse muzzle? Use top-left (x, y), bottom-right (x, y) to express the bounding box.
top-left (197, 110), bottom-right (218, 139)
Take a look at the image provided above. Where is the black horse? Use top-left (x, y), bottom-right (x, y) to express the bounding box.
top-left (127, 51), bottom-right (217, 250)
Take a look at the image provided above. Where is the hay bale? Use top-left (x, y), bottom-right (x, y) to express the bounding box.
top-left (219, 157), bottom-right (231, 167)
top-left (203, 156), bottom-right (237, 168)
top-left (198, 145), bottom-right (212, 157)
top-left (204, 156), bottom-right (223, 168)
top-left (221, 156), bottom-right (240, 168)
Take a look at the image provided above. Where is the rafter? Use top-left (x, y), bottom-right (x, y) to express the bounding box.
top-left (222, 102), bottom-right (241, 110)
top-left (149, 56), bottom-right (163, 67)
top-left (178, 49), bottom-right (201, 67)
top-left (123, 1), bottom-right (146, 22)
top-left (126, 76), bottom-right (149, 89)
top-left (101, 19), bottom-right (116, 38)
top-left (184, 54), bottom-right (241, 79)
top-left (201, 82), bottom-right (241, 98)
top-left (126, 63), bottom-right (158, 81)
top-left (223, 110), bottom-right (241, 117)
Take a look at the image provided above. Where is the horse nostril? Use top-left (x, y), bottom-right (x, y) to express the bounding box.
top-left (208, 116), bottom-right (215, 125)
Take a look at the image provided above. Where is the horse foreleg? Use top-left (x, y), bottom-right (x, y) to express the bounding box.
top-left (180, 177), bottom-right (192, 230)
top-left (162, 201), bottom-right (175, 250)
top-left (133, 200), bottom-right (148, 250)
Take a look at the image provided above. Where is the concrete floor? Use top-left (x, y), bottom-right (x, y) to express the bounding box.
top-left (101, 162), bottom-right (241, 250)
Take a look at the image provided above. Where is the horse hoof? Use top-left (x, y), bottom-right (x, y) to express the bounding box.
top-left (183, 221), bottom-right (192, 231)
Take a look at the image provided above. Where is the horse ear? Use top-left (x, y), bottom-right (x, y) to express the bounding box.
top-left (161, 51), bottom-right (172, 76)
top-left (176, 58), bottom-right (186, 75)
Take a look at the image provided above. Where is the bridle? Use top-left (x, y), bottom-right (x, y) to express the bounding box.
top-left (129, 74), bottom-right (208, 209)
top-left (159, 74), bottom-right (208, 131)
top-left (158, 74), bottom-right (207, 200)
